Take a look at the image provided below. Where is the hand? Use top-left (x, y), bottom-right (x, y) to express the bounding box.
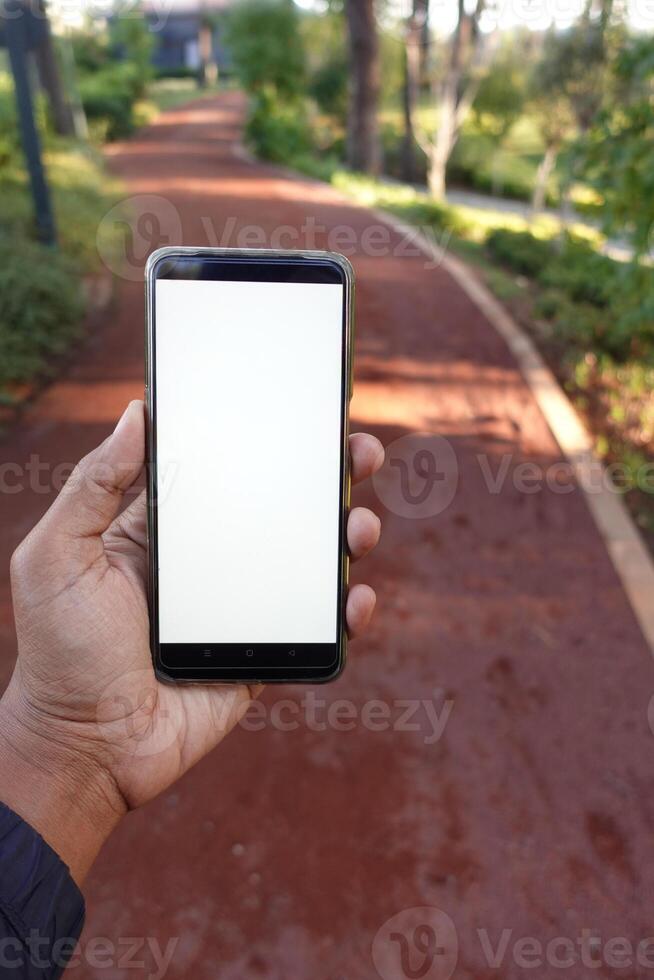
top-left (0, 401), bottom-right (383, 882)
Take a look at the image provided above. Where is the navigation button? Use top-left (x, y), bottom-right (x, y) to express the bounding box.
top-left (245, 649), bottom-right (254, 657)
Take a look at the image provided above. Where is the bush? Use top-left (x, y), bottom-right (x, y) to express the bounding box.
top-left (534, 289), bottom-right (605, 349)
top-left (245, 89), bottom-right (310, 163)
top-left (0, 235), bottom-right (84, 389)
top-left (539, 238), bottom-right (615, 306)
top-left (487, 227), bottom-right (654, 362)
top-left (486, 228), bottom-right (553, 276)
top-left (79, 63), bottom-right (143, 140)
top-left (225, 0), bottom-right (305, 98)
top-left (309, 55), bottom-right (348, 123)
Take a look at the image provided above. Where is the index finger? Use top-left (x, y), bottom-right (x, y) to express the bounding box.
top-left (349, 433), bottom-right (385, 486)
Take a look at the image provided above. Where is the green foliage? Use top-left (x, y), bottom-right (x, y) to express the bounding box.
top-left (245, 87), bottom-right (310, 162)
top-left (72, 14), bottom-right (153, 140)
top-left (309, 54), bottom-right (348, 122)
top-left (530, 21), bottom-right (612, 133)
top-left (448, 131), bottom-right (546, 202)
top-left (538, 237), bottom-right (615, 305)
top-left (486, 228), bottom-right (553, 276)
top-left (302, 10), bottom-right (348, 123)
top-left (0, 72), bottom-right (21, 165)
top-left (487, 227), bottom-right (654, 361)
top-left (225, 0), bottom-right (309, 163)
top-left (575, 35), bottom-right (654, 257)
top-left (70, 27), bottom-right (110, 74)
top-left (225, 0), bottom-right (305, 98)
top-left (110, 15), bottom-right (154, 97)
top-left (79, 63), bottom-right (143, 139)
top-left (328, 171), bottom-right (468, 238)
top-left (0, 234), bottom-right (84, 388)
top-left (378, 29), bottom-right (405, 108)
top-left (472, 37), bottom-right (528, 140)
top-left (0, 65), bottom-right (121, 396)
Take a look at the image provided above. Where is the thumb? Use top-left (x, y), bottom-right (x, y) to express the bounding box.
top-left (49, 400), bottom-right (145, 539)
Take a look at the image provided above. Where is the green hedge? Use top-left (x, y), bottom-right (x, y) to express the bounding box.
top-left (0, 235), bottom-right (84, 390)
top-left (79, 63), bottom-right (143, 140)
top-left (245, 88), bottom-right (311, 163)
top-left (486, 228), bottom-right (654, 360)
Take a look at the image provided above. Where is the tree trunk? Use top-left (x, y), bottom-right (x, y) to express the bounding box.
top-left (532, 142), bottom-right (557, 212)
top-left (427, 0), bottom-right (469, 199)
top-left (428, 74), bottom-right (457, 199)
top-left (401, 0), bottom-right (428, 183)
top-left (344, 0), bottom-right (381, 174)
top-left (33, 0), bottom-right (75, 137)
top-left (426, 0), bottom-right (494, 199)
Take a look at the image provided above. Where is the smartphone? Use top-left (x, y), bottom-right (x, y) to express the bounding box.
top-left (145, 247), bottom-right (353, 683)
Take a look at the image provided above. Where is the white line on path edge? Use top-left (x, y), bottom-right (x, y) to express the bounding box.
top-left (373, 208), bottom-right (654, 657)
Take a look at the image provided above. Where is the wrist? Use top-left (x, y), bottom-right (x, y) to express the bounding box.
top-left (0, 676), bottom-right (127, 884)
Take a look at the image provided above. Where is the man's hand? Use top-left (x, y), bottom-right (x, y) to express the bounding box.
top-left (0, 401), bottom-right (383, 883)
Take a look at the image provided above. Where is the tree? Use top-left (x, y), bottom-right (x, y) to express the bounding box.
top-left (225, 0), bottom-right (305, 98)
top-left (471, 34), bottom-right (527, 142)
top-left (344, 0), bottom-right (381, 174)
top-left (33, 0), bottom-right (76, 137)
top-left (527, 38), bottom-right (576, 211)
top-left (576, 35), bottom-right (654, 258)
top-left (423, 0), bottom-right (497, 199)
top-left (401, 0), bottom-right (428, 182)
top-left (110, 13), bottom-right (154, 98)
top-left (225, 0), bottom-right (308, 163)
top-left (303, 8), bottom-right (348, 124)
top-left (528, 6), bottom-right (622, 211)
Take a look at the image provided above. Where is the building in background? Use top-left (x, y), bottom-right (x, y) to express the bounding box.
top-left (142, 0), bottom-right (232, 77)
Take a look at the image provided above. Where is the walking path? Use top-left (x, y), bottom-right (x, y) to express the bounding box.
top-left (1, 92), bottom-right (653, 978)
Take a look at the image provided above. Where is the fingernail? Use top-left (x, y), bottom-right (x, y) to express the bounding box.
top-left (113, 400), bottom-right (142, 436)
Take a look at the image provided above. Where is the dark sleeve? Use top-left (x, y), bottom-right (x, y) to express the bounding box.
top-left (0, 803), bottom-right (85, 979)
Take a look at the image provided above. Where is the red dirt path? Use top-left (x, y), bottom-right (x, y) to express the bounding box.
top-left (2, 92), bottom-right (654, 979)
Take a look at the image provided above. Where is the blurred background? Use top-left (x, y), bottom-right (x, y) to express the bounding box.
top-left (2, 0), bottom-right (654, 977)
top-left (0, 0), bottom-right (653, 533)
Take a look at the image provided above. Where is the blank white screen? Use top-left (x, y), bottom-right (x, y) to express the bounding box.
top-left (155, 278), bottom-right (344, 644)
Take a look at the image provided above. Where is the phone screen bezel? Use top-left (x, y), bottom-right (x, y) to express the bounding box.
top-left (145, 248), bottom-right (353, 684)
